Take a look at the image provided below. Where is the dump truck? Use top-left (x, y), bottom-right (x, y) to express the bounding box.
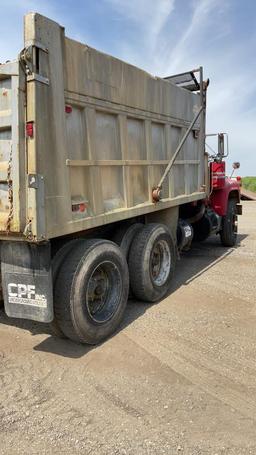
top-left (0, 13), bottom-right (242, 344)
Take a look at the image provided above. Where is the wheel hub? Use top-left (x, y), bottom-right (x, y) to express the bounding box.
top-left (150, 240), bottom-right (171, 287)
top-left (86, 261), bottom-right (122, 323)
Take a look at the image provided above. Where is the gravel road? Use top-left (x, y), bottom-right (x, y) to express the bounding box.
top-left (0, 201), bottom-right (255, 455)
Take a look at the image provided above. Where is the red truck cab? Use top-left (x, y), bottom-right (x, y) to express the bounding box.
top-left (208, 134), bottom-right (242, 246)
top-left (210, 160), bottom-right (241, 216)
top-left (181, 133), bottom-right (242, 248)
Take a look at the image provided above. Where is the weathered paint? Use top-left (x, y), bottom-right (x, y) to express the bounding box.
top-left (0, 13), bottom-right (208, 242)
top-left (0, 61), bottom-right (26, 233)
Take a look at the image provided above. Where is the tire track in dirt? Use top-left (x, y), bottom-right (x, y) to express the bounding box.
top-left (126, 330), bottom-right (256, 422)
top-left (0, 355), bottom-right (92, 450)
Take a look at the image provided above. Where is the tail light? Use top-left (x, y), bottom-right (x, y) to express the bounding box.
top-left (26, 121), bottom-right (34, 138)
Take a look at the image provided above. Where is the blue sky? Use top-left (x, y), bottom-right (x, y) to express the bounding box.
top-left (0, 0), bottom-right (255, 176)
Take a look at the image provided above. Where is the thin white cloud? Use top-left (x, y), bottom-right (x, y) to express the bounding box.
top-left (104, 0), bottom-right (174, 54)
top-left (164, 0), bottom-right (227, 73)
top-left (105, 0), bottom-right (174, 35)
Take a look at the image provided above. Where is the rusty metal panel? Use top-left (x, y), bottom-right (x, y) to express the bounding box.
top-left (0, 62), bottom-right (26, 234)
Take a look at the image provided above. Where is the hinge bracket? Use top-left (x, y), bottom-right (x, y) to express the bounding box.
top-left (20, 44), bottom-right (49, 86)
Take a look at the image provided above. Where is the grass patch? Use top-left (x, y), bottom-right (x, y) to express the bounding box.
top-left (242, 177), bottom-right (256, 192)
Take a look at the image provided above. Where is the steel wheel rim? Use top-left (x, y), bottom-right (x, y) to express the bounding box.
top-left (150, 239), bottom-right (171, 287)
top-left (86, 260), bottom-right (122, 323)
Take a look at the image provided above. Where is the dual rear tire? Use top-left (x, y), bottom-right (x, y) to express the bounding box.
top-left (128, 224), bottom-right (176, 302)
top-left (53, 240), bottom-right (129, 344)
top-left (52, 223), bottom-right (176, 344)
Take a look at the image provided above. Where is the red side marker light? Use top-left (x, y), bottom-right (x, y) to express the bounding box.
top-left (65, 105), bottom-right (72, 114)
top-left (26, 121), bottom-right (34, 138)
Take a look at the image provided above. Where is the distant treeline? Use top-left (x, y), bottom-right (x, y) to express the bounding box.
top-left (242, 177), bottom-right (256, 192)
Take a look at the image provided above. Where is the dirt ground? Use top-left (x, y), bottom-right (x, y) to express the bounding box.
top-left (0, 201), bottom-right (255, 455)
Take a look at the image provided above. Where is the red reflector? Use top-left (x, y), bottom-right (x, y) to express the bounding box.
top-left (79, 203), bottom-right (86, 212)
top-left (65, 105), bottom-right (72, 114)
top-left (72, 202), bottom-right (87, 213)
top-left (26, 122), bottom-right (34, 138)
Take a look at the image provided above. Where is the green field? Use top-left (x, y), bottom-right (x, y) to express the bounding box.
top-left (242, 177), bottom-right (256, 192)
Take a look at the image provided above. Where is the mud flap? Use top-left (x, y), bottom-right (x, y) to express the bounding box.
top-left (1, 241), bottom-right (53, 323)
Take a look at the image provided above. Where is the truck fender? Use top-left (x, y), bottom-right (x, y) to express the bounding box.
top-left (210, 186), bottom-right (240, 217)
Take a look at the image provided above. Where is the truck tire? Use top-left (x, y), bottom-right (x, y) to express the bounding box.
top-left (51, 239), bottom-right (85, 337)
top-left (128, 224), bottom-right (176, 302)
top-left (54, 239), bottom-right (129, 344)
top-left (192, 214), bottom-right (211, 242)
top-left (220, 198), bottom-right (237, 247)
top-left (113, 223), bottom-right (144, 298)
top-left (52, 239), bottom-right (85, 280)
top-left (112, 223), bottom-right (144, 259)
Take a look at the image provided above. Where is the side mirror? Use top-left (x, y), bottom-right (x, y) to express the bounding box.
top-left (230, 161), bottom-right (240, 178)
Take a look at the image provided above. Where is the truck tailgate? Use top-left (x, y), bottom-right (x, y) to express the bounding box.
top-left (0, 62), bottom-right (25, 234)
